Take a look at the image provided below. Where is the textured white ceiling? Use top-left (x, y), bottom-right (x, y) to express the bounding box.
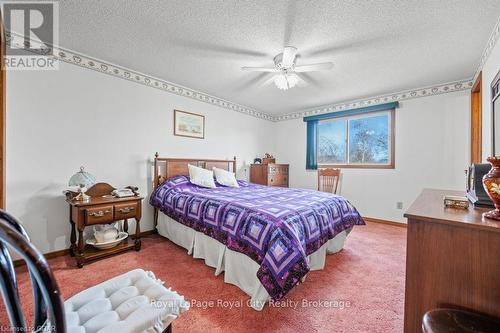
top-left (58, 0), bottom-right (500, 115)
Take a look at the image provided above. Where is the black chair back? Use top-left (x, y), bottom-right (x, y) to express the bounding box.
top-left (0, 210), bottom-right (65, 332)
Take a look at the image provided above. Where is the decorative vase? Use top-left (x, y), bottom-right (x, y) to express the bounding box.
top-left (482, 156), bottom-right (500, 220)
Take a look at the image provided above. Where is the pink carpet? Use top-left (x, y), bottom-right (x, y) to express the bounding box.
top-left (1, 222), bottom-right (406, 332)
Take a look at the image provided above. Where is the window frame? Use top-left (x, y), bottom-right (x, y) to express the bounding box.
top-left (317, 109), bottom-right (395, 169)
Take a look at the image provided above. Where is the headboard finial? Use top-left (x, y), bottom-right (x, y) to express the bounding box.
top-left (233, 156), bottom-right (236, 161)
top-left (155, 152), bottom-right (159, 158)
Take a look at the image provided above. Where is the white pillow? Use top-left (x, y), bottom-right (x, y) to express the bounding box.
top-left (188, 164), bottom-right (216, 188)
top-left (213, 167), bottom-right (239, 188)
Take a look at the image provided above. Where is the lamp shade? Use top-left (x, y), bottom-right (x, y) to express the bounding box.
top-left (69, 166), bottom-right (96, 188)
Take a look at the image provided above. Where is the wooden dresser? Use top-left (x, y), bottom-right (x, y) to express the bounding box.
top-left (250, 163), bottom-right (289, 187)
top-left (403, 189), bottom-right (500, 333)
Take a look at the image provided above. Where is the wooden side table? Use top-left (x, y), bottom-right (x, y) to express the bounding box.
top-left (66, 183), bottom-right (144, 268)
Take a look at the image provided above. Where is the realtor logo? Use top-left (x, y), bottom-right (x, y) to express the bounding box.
top-left (1, 1), bottom-right (59, 70)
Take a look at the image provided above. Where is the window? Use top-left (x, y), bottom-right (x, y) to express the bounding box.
top-left (317, 110), bottom-right (394, 168)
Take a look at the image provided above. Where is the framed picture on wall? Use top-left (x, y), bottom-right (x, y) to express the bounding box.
top-left (174, 109), bottom-right (205, 139)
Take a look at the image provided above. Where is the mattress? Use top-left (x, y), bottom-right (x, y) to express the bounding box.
top-left (150, 176), bottom-right (364, 301)
top-left (157, 213), bottom-right (350, 310)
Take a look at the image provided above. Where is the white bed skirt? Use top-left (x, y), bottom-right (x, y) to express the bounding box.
top-left (157, 213), bottom-right (350, 311)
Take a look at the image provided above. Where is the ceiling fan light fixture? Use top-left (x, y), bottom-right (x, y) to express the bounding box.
top-left (274, 73), bottom-right (299, 90)
top-left (241, 46), bottom-right (332, 90)
top-left (274, 74), bottom-right (288, 90)
top-left (287, 73), bottom-right (299, 88)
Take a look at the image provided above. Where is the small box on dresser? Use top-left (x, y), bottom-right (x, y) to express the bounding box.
top-left (250, 163), bottom-right (289, 187)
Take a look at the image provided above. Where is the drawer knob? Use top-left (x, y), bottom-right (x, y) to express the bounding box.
top-left (119, 207), bottom-right (134, 214)
top-left (89, 210), bottom-right (110, 217)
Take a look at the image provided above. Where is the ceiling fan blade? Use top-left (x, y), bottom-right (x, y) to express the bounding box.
top-left (294, 62), bottom-right (334, 72)
top-left (295, 73), bottom-right (309, 87)
top-left (260, 74), bottom-right (278, 87)
top-left (298, 72), bottom-right (326, 89)
top-left (282, 46), bottom-right (298, 67)
top-left (241, 66), bottom-right (278, 72)
top-left (233, 72), bottom-right (271, 91)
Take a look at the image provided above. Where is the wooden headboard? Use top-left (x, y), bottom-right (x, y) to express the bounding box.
top-left (153, 152), bottom-right (237, 190)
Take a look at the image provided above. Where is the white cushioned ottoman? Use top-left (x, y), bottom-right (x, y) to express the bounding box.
top-left (64, 269), bottom-right (189, 333)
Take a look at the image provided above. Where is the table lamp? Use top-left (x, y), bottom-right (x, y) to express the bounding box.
top-left (68, 166), bottom-right (96, 201)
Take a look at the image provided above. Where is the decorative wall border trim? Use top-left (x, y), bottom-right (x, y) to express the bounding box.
top-left (6, 32), bottom-right (273, 121)
top-left (473, 15), bottom-right (500, 81)
top-left (6, 31), bottom-right (478, 123)
top-left (274, 79), bottom-right (473, 121)
top-left (279, 14), bottom-right (500, 121)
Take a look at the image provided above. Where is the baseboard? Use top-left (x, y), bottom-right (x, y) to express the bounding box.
top-left (138, 229), bottom-right (158, 237)
top-left (363, 216), bottom-right (407, 228)
top-left (14, 229), bottom-right (158, 267)
top-left (14, 219), bottom-right (404, 267)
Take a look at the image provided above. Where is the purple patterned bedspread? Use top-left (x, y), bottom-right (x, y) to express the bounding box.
top-left (150, 176), bottom-right (365, 300)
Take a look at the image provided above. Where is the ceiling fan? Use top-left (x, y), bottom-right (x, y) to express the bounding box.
top-left (241, 46), bottom-right (333, 90)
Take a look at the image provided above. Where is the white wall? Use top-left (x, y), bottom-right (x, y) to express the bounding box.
top-left (481, 38), bottom-right (500, 160)
top-left (6, 62), bottom-right (275, 253)
top-left (6, 58), bottom-right (475, 252)
top-left (274, 91), bottom-right (470, 223)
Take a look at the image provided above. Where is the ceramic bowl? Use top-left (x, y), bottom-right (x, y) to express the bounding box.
top-left (94, 225), bottom-right (119, 243)
top-left (86, 232), bottom-right (128, 250)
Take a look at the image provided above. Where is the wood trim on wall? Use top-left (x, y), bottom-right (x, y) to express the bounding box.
top-left (471, 72), bottom-right (482, 164)
top-left (13, 217), bottom-right (408, 266)
top-left (13, 229), bottom-right (158, 267)
top-left (492, 70), bottom-right (500, 156)
top-left (0, 13), bottom-right (5, 209)
top-left (363, 216), bottom-right (407, 228)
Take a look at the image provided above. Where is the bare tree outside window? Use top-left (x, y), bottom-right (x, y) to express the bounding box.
top-left (316, 111), bottom-right (393, 168)
top-left (349, 115), bottom-right (389, 164)
top-left (318, 120), bottom-right (346, 163)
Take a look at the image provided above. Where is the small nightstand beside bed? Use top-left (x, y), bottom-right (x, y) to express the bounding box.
top-left (150, 155), bottom-right (365, 310)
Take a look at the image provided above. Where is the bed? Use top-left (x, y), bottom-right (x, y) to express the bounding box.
top-left (150, 155), bottom-right (365, 310)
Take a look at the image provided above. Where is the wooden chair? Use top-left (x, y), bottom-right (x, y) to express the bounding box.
top-left (0, 210), bottom-right (187, 333)
top-left (0, 210), bottom-right (66, 332)
top-left (317, 168), bottom-right (341, 194)
top-left (423, 308), bottom-right (500, 332)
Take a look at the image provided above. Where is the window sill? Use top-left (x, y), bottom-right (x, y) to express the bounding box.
top-left (318, 164), bottom-right (395, 169)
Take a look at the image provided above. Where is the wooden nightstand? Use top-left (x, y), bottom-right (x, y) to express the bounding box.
top-left (66, 183), bottom-right (143, 268)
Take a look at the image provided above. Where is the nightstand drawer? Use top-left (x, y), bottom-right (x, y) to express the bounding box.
top-left (85, 205), bottom-right (114, 225)
top-left (114, 203), bottom-right (137, 220)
